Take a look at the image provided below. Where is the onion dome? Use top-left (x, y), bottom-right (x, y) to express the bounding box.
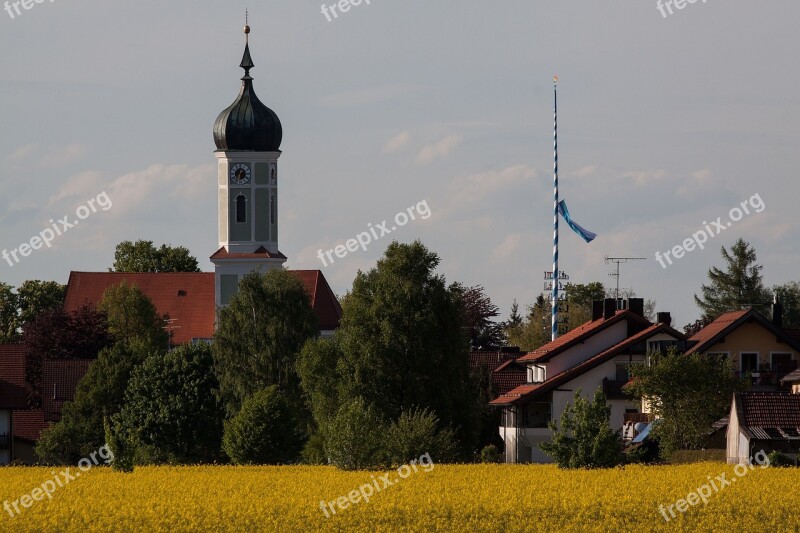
top-left (213, 24), bottom-right (282, 152)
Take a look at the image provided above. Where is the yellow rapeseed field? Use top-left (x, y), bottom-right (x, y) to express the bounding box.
top-left (1, 463), bottom-right (798, 532)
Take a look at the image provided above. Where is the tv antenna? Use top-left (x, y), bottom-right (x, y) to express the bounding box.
top-left (605, 256), bottom-right (646, 300)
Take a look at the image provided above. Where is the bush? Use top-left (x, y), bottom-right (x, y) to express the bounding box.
top-left (539, 388), bottom-right (624, 469)
top-left (384, 407), bottom-right (460, 467)
top-left (324, 398), bottom-right (386, 470)
top-left (300, 432), bottom-right (327, 465)
top-left (767, 450), bottom-right (795, 467)
top-left (222, 386), bottom-right (304, 465)
top-left (480, 444), bottom-right (502, 463)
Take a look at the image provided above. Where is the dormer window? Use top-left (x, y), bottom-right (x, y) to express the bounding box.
top-left (527, 365), bottom-right (546, 383)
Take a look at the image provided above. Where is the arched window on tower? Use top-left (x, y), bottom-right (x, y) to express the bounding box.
top-left (236, 194), bottom-right (247, 223)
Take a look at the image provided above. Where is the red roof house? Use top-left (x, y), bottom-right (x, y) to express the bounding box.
top-left (64, 270), bottom-right (342, 344)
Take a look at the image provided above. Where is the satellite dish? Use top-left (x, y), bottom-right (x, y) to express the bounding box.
top-left (634, 423), bottom-right (647, 433)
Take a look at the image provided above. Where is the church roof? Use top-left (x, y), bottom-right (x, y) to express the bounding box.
top-left (64, 270), bottom-right (341, 344)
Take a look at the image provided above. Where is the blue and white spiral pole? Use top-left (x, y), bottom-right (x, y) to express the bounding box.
top-left (551, 75), bottom-right (559, 341)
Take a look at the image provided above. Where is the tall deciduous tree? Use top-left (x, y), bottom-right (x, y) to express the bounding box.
top-left (0, 282), bottom-right (18, 343)
top-left (23, 304), bottom-right (112, 407)
top-left (773, 281), bottom-right (800, 329)
top-left (213, 269), bottom-right (318, 416)
top-left (98, 281), bottom-right (168, 350)
top-left (625, 350), bottom-right (743, 457)
top-left (112, 240), bottom-right (200, 273)
top-left (506, 283), bottom-right (607, 351)
top-left (455, 284), bottom-right (504, 349)
top-left (113, 343), bottom-right (224, 464)
top-left (299, 241), bottom-right (482, 458)
top-left (17, 280), bottom-right (67, 329)
top-left (36, 340), bottom-right (155, 464)
top-left (694, 238), bottom-right (772, 320)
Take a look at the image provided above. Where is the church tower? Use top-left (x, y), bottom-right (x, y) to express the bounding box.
top-left (210, 21), bottom-right (286, 307)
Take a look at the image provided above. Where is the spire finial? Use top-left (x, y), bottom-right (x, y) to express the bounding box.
top-left (240, 14), bottom-right (254, 79)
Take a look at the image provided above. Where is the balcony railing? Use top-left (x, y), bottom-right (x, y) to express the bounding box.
top-left (736, 361), bottom-right (798, 390)
top-left (0, 433), bottom-right (9, 450)
top-left (624, 412), bottom-right (654, 425)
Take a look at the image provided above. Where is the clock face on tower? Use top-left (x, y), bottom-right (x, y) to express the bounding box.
top-left (230, 163), bottom-right (251, 185)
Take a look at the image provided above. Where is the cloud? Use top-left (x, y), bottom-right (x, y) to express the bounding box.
top-left (620, 169), bottom-right (667, 186)
top-left (6, 144), bottom-right (38, 163)
top-left (416, 135), bottom-right (463, 165)
top-left (40, 143), bottom-right (88, 169)
top-left (571, 165), bottom-right (597, 178)
top-left (320, 84), bottom-right (423, 107)
top-left (383, 131), bottom-right (411, 154)
top-left (492, 233), bottom-right (523, 260)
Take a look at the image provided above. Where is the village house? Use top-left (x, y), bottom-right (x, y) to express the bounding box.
top-left (491, 298), bottom-right (685, 463)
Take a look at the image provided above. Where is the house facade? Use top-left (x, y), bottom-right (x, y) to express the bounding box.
top-left (491, 299), bottom-right (685, 463)
top-left (727, 391), bottom-right (800, 465)
top-left (686, 306), bottom-right (800, 390)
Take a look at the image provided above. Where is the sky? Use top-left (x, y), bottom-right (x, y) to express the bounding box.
top-left (1, 0), bottom-right (798, 329)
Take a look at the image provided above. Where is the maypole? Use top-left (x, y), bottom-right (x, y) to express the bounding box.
top-left (551, 75), bottom-right (559, 341)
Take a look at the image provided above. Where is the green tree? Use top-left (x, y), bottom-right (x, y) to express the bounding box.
top-left (506, 283), bottom-right (606, 351)
top-left (222, 385), bottom-right (303, 465)
top-left (213, 269), bottom-right (318, 416)
top-left (539, 388), bottom-right (624, 469)
top-left (625, 350), bottom-right (743, 457)
top-left (317, 241), bottom-right (481, 456)
top-left (455, 284), bottom-right (505, 349)
top-left (694, 238), bottom-right (772, 320)
top-left (36, 341), bottom-right (154, 464)
top-left (17, 280), bottom-right (66, 329)
top-left (98, 281), bottom-right (168, 350)
top-left (324, 398), bottom-right (387, 470)
top-left (383, 407), bottom-right (459, 467)
top-left (773, 281), bottom-right (800, 329)
top-left (113, 343), bottom-right (223, 464)
top-left (0, 282), bottom-right (19, 342)
top-left (112, 240), bottom-right (200, 273)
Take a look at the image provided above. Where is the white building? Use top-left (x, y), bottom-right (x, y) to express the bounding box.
top-left (491, 299), bottom-right (684, 463)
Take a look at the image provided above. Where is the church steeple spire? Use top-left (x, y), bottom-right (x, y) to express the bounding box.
top-left (240, 13), bottom-right (254, 79)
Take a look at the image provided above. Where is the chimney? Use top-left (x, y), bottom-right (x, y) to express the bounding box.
top-left (592, 301), bottom-right (604, 321)
top-left (773, 295), bottom-right (784, 328)
top-left (628, 298), bottom-right (644, 318)
top-left (657, 312), bottom-right (672, 326)
top-left (603, 298), bottom-right (616, 320)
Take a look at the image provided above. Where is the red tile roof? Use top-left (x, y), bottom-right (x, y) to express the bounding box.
top-left (468, 351), bottom-right (520, 372)
top-left (687, 308), bottom-right (800, 355)
top-left (739, 392), bottom-right (800, 428)
top-left (492, 360), bottom-right (527, 396)
top-left (64, 272), bottom-right (215, 345)
top-left (63, 270), bottom-right (342, 343)
top-left (491, 323), bottom-right (679, 406)
top-left (42, 359), bottom-right (93, 422)
top-left (12, 409), bottom-right (48, 443)
top-left (517, 310), bottom-right (651, 363)
top-left (210, 246), bottom-right (287, 260)
top-left (686, 309), bottom-right (749, 354)
top-left (0, 344), bottom-right (28, 410)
